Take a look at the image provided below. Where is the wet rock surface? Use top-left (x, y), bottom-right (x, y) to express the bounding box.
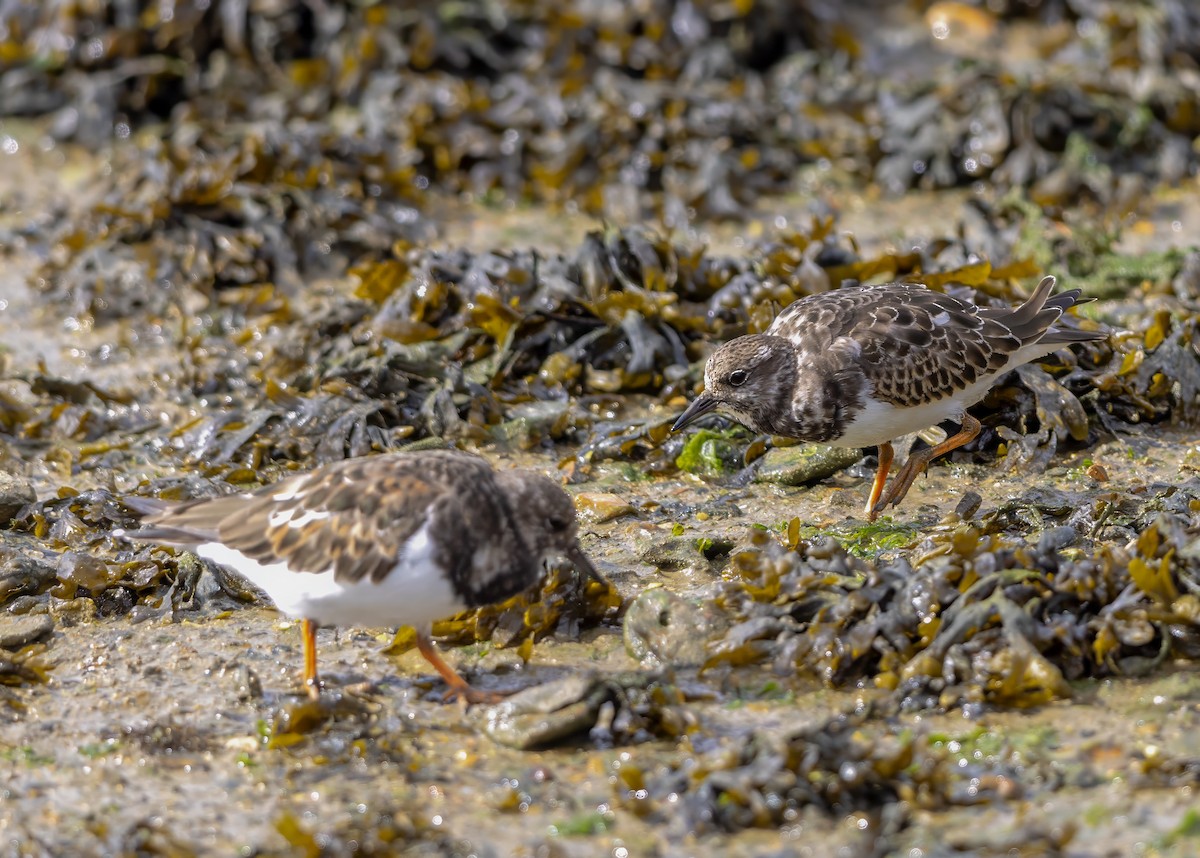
top-left (483, 672), bottom-right (688, 750)
top-left (754, 444), bottom-right (864, 487)
top-left (0, 471), bottom-right (34, 524)
top-left (0, 613), bottom-right (52, 649)
top-left (622, 588), bottom-right (729, 669)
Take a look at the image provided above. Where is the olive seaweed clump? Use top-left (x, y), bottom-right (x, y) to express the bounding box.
top-left (711, 493), bottom-right (1200, 708)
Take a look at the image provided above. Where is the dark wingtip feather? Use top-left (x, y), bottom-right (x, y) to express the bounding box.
top-left (1040, 327), bottom-right (1108, 344)
top-left (1043, 288), bottom-right (1090, 312)
top-left (120, 496), bottom-right (173, 518)
top-left (115, 523), bottom-right (204, 547)
top-left (1041, 285), bottom-right (1106, 344)
top-left (1004, 278), bottom-right (1108, 345)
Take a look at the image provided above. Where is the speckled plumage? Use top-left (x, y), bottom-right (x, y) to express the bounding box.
top-left (120, 450), bottom-right (596, 701)
top-left (674, 276), bottom-right (1106, 518)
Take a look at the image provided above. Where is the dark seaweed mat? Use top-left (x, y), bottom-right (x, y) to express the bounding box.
top-left (1, 0), bottom-right (1198, 292)
top-left (650, 480), bottom-right (1200, 834)
top-left (1, 217), bottom-right (1193, 622)
top-left (15, 222), bottom-right (1174, 471)
top-left (657, 690), bottom-right (1196, 840)
top-left (711, 499), bottom-right (1200, 707)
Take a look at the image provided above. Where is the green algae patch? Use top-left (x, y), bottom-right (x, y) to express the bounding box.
top-left (928, 724), bottom-right (1059, 766)
top-left (785, 518), bottom-right (921, 558)
top-left (827, 520), bottom-right (922, 557)
top-left (1158, 809), bottom-right (1200, 850)
top-left (550, 810), bottom-right (616, 837)
top-left (77, 739), bottom-right (121, 759)
top-left (675, 429), bottom-right (741, 475)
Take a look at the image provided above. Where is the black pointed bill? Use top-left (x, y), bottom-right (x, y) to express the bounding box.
top-left (567, 543), bottom-right (604, 585)
top-left (671, 394), bottom-right (719, 432)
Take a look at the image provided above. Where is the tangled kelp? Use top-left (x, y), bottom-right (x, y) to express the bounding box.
top-left (2, 0), bottom-right (1198, 222)
top-left (1, 0), bottom-right (1198, 349)
top-left (2, 1), bottom-right (1196, 491)
top-left (706, 482), bottom-right (1200, 710)
top-left (654, 689), bottom-right (1197, 838)
top-left (19, 223), bottom-right (1167, 479)
top-left (630, 475), bottom-right (1200, 836)
top-left (387, 555), bottom-right (621, 656)
top-left (4, 0), bottom-right (1196, 514)
top-left (2, 207), bottom-right (1196, 661)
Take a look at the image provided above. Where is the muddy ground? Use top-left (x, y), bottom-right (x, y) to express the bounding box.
top-left (2, 124), bottom-right (1200, 857)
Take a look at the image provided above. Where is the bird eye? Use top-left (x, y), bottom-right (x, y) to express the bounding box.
top-left (548, 516), bottom-right (570, 532)
top-left (728, 369), bottom-right (749, 386)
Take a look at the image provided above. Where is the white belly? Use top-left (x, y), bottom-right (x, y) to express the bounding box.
top-left (830, 341), bottom-right (1065, 449)
top-left (834, 377), bottom-right (995, 448)
top-left (196, 524), bottom-right (467, 629)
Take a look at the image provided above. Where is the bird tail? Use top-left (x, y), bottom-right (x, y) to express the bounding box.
top-left (1002, 275), bottom-right (1106, 346)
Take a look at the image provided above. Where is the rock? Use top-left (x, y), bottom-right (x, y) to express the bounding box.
top-left (637, 536), bottom-right (703, 571)
top-left (955, 490), bottom-right (983, 520)
top-left (0, 554), bottom-right (58, 603)
top-left (1038, 525), bottom-right (1077, 553)
top-left (623, 589), bottom-right (728, 668)
top-left (0, 471), bottom-right (35, 525)
top-left (574, 491), bottom-right (635, 524)
top-left (483, 672), bottom-right (685, 750)
top-left (210, 562), bottom-right (271, 604)
top-left (0, 614), bottom-right (54, 649)
top-left (754, 444), bottom-right (861, 486)
top-left (484, 673), bottom-right (604, 749)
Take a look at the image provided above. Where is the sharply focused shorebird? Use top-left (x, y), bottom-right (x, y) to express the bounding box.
top-left (673, 276), bottom-right (1105, 520)
top-left (120, 450), bottom-right (597, 702)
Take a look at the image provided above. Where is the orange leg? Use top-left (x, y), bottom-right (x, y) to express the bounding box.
top-left (302, 618), bottom-right (320, 700)
top-left (416, 631), bottom-right (505, 706)
top-left (871, 414), bottom-right (982, 518)
top-left (865, 441), bottom-right (894, 522)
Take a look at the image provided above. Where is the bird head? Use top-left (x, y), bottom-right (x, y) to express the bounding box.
top-left (672, 335), bottom-right (798, 435)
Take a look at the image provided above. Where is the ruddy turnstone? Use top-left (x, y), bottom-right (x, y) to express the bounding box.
top-left (673, 275), bottom-right (1105, 520)
top-left (119, 450), bottom-right (597, 703)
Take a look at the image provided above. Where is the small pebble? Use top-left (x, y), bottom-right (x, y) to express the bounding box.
top-left (1038, 526), bottom-right (1077, 554)
top-left (954, 490), bottom-right (983, 520)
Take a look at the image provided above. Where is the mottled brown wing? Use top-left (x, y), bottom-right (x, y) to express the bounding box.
top-left (212, 451), bottom-right (500, 584)
top-left (770, 284), bottom-right (1021, 407)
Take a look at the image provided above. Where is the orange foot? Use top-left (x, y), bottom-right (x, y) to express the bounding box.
top-left (417, 630), bottom-right (509, 707)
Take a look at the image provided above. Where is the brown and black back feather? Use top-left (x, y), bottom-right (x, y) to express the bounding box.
top-left (769, 275), bottom-right (1103, 410)
top-left (125, 450), bottom-right (548, 606)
